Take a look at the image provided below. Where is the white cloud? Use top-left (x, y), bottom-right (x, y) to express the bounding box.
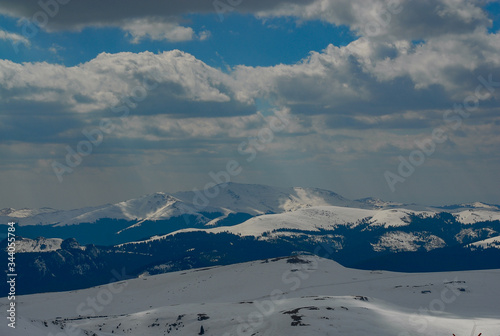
top-left (232, 30), bottom-right (500, 114)
top-left (1, 36), bottom-right (500, 207)
top-left (256, 0), bottom-right (491, 40)
top-left (197, 30), bottom-right (211, 41)
top-left (0, 0), bottom-right (312, 37)
top-left (370, 32), bottom-right (500, 97)
top-left (0, 0), bottom-right (491, 43)
top-left (0, 28), bottom-right (29, 46)
top-left (0, 50), bottom-right (240, 113)
top-left (2, 28), bottom-right (499, 121)
top-left (122, 19), bottom-right (195, 43)
top-left (121, 19), bottom-right (211, 43)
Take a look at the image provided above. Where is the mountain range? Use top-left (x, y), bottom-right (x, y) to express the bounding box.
top-left (2, 183), bottom-right (500, 295)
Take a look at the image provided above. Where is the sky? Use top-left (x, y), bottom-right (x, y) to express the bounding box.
top-left (0, 0), bottom-right (499, 210)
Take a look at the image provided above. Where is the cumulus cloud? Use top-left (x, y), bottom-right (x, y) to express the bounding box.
top-left (232, 31), bottom-right (500, 117)
top-left (0, 0), bottom-right (498, 210)
top-left (121, 19), bottom-right (211, 43)
top-left (0, 50), bottom-right (248, 115)
top-left (1, 29), bottom-right (499, 128)
top-left (123, 19), bottom-right (195, 43)
top-left (0, 0), bottom-right (492, 43)
top-left (0, 4), bottom-right (498, 185)
top-left (256, 0), bottom-right (491, 40)
top-left (370, 32), bottom-right (500, 98)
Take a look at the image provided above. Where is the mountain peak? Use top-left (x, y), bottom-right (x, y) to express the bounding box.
top-left (173, 182), bottom-right (361, 215)
top-left (0, 208), bottom-right (16, 216)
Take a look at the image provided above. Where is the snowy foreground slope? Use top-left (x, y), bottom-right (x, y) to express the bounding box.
top-left (1, 255), bottom-right (498, 336)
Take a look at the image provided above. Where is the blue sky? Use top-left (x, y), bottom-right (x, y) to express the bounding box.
top-left (0, 0), bottom-right (499, 209)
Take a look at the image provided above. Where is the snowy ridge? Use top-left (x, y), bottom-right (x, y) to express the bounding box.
top-left (469, 235), bottom-right (500, 249)
top-left (354, 197), bottom-right (404, 209)
top-left (14, 237), bottom-right (63, 253)
top-left (173, 183), bottom-right (365, 215)
top-left (0, 207), bottom-right (59, 218)
top-left (441, 202), bottom-right (500, 211)
top-left (0, 193), bottom-right (216, 227)
top-left (125, 205), bottom-right (497, 247)
top-left (67, 192), bottom-right (218, 231)
top-left (2, 255), bottom-right (498, 336)
top-left (1, 183), bottom-right (362, 226)
top-left (461, 202), bottom-right (500, 210)
top-left (118, 206), bottom-right (380, 244)
top-left (200, 206), bottom-right (377, 237)
top-left (454, 209), bottom-right (500, 225)
top-left (0, 205), bottom-right (106, 226)
top-left (2, 183), bottom-right (498, 229)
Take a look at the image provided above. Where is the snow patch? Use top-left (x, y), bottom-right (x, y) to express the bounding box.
top-left (14, 237), bottom-right (63, 253)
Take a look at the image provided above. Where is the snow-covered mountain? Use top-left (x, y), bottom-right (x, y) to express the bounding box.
top-left (454, 208), bottom-right (500, 224)
top-left (3, 183), bottom-right (497, 229)
top-left (0, 185), bottom-right (304, 231)
top-left (125, 206), bottom-right (427, 244)
top-left (0, 192), bottom-right (216, 227)
top-left (7, 202), bottom-right (500, 296)
top-left (439, 202), bottom-right (500, 211)
top-left (2, 182), bottom-right (499, 258)
top-left (353, 197), bottom-right (405, 209)
top-left (2, 183), bottom-right (500, 297)
top-left (0, 183), bottom-right (438, 228)
top-left (0, 183), bottom-right (384, 246)
top-left (1, 183), bottom-right (369, 228)
top-left (0, 205), bottom-right (105, 226)
top-left (1, 255), bottom-right (498, 336)
top-left (173, 182), bottom-right (366, 214)
top-left (123, 205), bottom-right (500, 249)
